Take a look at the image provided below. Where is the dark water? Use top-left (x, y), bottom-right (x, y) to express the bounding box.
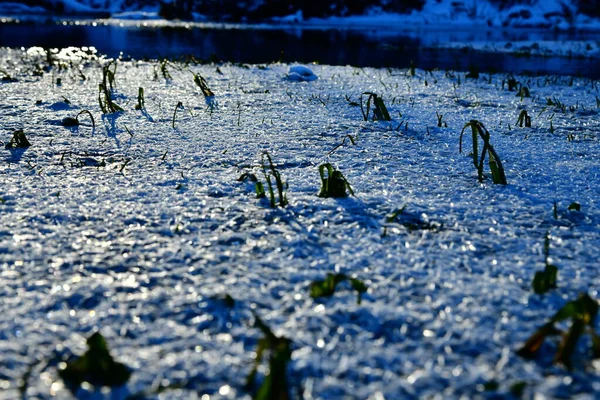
top-left (1, 20), bottom-right (599, 78)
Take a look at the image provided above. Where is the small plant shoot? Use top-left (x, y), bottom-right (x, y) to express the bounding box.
top-left (5, 129), bottom-right (31, 149)
top-left (96, 60), bottom-right (124, 114)
top-left (261, 151), bottom-right (287, 208)
top-left (360, 92), bottom-right (391, 121)
top-left (505, 77), bottom-right (520, 91)
top-left (516, 110), bottom-right (532, 128)
top-left (318, 163), bottom-right (354, 198)
top-left (531, 232), bottom-right (558, 294)
top-left (245, 314), bottom-right (293, 400)
top-left (58, 332), bottom-right (131, 393)
top-left (172, 101), bottom-right (184, 129)
top-left (255, 182), bottom-right (266, 199)
top-left (102, 60), bottom-right (117, 92)
top-left (517, 293), bottom-right (600, 370)
top-left (436, 111), bottom-right (448, 128)
top-left (135, 87), bottom-right (145, 110)
top-left (238, 172), bottom-right (266, 199)
top-left (459, 120), bottom-right (507, 184)
top-left (552, 201), bottom-right (583, 219)
top-left (159, 59), bottom-right (172, 81)
top-left (327, 134), bottom-right (356, 156)
top-left (98, 83), bottom-right (123, 114)
top-left (192, 71), bottom-right (214, 98)
top-left (61, 110), bottom-right (96, 130)
top-left (516, 86), bottom-right (530, 99)
top-left (237, 172), bottom-right (259, 183)
top-left (310, 273), bottom-right (367, 304)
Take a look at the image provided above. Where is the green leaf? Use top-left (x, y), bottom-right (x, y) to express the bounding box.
top-left (487, 146), bottom-right (507, 185)
top-left (349, 278), bottom-right (367, 294)
top-left (238, 172), bottom-right (258, 183)
top-left (265, 175), bottom-right (275, 208)
top-left (373, 96), bottom-right (391, 121)
top-left (5, 129), bottom-right (31, 149)
top-left (58, 332), bottom-right (131, 392)
top-left (361, 92), bottom-right (391, 121)
top-left (76, 110), bottom-right (96, 130)
top-left (471, 122), bottom-right (479, 169)
top-left (551, 293), bottom-right (598, 325)
top-left (532, 264), bottom-right (558, 294)
top-left (318, 164), bottom-right (353, 198)
top-left (519, 294), bottom-right (599, 369)
top-left (385, 206), bottom-right (407, 223)
top-left (309, 273), bottom-right (343, 298)
top-left (555, 318), bottom-right (586, 370)
top-left (309, 273), bottom-right (366, 304)
top-left (509, 381), bottom-right (527, 398)
top-left (349, 278), bottom-right (367, 304)
top-left (591, 331), bottom-right (600, 359)
top-left (516, 86), bottom-right (531, 98)
top-left (135, 87), bottom-right (145, 110)
top-left (516, 323), bottom-right (561, 359)
top-left (193, 72), bottom-right (214, 97)
top-left (254, 372), bottom-right (274, 400)
top-left (255, 182), bottom-right (266, 199)
top-left (543, 232), bottom-right (551, 259)
top-left (261, 151), bottom-right (287, 208)
top-left (246, 314), bottom-right (292, 400)
top-left (459, 121), bottom-right (506, 185)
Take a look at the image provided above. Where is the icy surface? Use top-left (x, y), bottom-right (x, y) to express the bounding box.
top-left (1, 47), bottom-right (600, 399)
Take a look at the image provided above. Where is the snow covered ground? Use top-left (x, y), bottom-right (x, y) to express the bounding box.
top-left (1, 47), bottom-right (600, 399)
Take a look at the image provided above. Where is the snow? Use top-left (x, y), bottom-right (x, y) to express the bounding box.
top-left (287, 65), bottom-right (318, 82)
top-left (1, 47), bottom-right (600, 399)
top-left (286, 0), bottom-right (600, 31)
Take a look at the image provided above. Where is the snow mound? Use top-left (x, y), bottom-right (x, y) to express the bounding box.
top-left (287, 65), bottom-right (318, 82)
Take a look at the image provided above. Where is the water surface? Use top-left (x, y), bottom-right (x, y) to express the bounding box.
top-left (0, 19), bottom-right (598, 77)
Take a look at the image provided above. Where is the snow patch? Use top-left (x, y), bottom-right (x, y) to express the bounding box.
top-left (287, 65), bottom-right (318, 82)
